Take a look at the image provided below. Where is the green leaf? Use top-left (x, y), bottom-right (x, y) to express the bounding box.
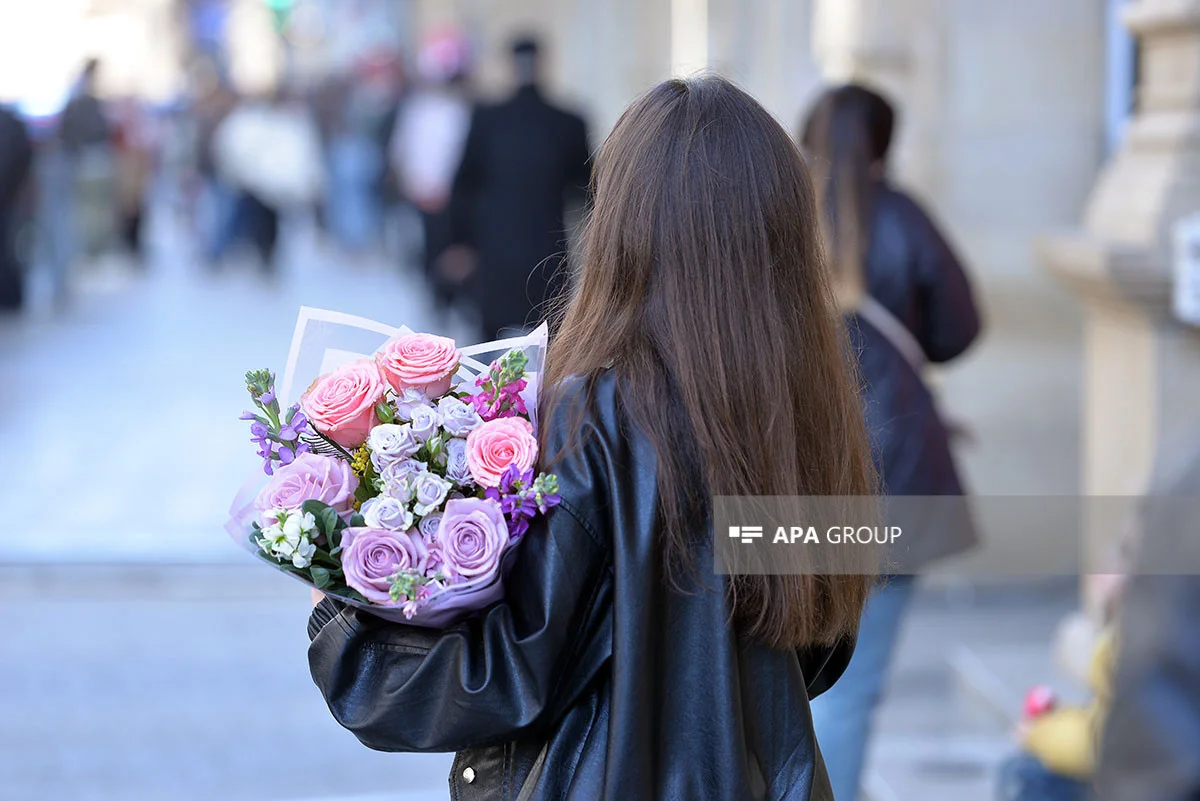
top-left (376, 401), bottom-right (395, 424)
top-left (328, 526), bottom-right (342, 554)
top-left (320, 507), bottom-right (340, 537)
top-left (300, 499), bottom-right (331, 521)
top-left (349, 513), bottom-right (366, 528)
top-left (310, 566), bottom-right (332, 589)
top-left (334, 587), bottom-right (369, 603)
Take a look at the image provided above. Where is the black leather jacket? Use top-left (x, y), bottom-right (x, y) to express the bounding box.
top-left (308, 372), bottom-right (855, 799)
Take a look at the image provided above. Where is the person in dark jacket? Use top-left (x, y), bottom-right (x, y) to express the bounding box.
top-left (445, 36), bottom-right (590, 339)
top-left (800, 83), bottom-right (982, 801)
top-left (0, 104), bottom-right (32, 310)
top-left (309, 76), bottom-right (881, 799)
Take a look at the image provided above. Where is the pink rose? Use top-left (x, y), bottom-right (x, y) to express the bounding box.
top-left (342, 527), bottom-right (429, 605)
top-left (300, 359), bottom-right (385, 448)
top-left (429, 498), bottom-right (509, 584)
top-left (376, 333), bottom-right (460, 398)
top-left (465, 417), bottom-right (538, 488)
top-left (254, 452), bottom-right (358, 517)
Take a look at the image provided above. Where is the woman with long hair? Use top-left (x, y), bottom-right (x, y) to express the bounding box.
top-left (800, 84), bottom-right (982, 800)
top-left (308, 75), bottom-right (876, 799)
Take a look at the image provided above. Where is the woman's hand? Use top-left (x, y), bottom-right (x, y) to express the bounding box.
top-left (311, 588), bottom-right (325, 607)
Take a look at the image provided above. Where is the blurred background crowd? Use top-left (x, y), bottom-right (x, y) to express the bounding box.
top-left (3, 1), bottom-right (1200, 800)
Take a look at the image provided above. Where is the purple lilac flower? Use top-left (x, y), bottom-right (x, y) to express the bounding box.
top-left (483, 464), bottom-right (560, 540)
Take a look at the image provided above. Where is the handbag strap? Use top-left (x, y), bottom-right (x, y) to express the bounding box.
top-left (856, 294), bottom-right (928, 375)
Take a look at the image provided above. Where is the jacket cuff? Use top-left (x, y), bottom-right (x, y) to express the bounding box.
top-left (308, 596), bottom-right (347, 642)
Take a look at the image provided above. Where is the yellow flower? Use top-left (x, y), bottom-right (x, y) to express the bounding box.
top-left (350, 446), bottom-right (372, 478)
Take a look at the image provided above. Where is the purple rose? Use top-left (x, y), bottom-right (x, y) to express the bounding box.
top-left (430, 498), bottom-right (509, 584)
top-left (341, 527), bottom-right (429, 604)
top-left (411, 471), bottom-right (452, 516)
top-left (361, 496), bottom-right (414, 531)
top-left (409, 405), bottom-right (440, 442)
top-left (379, 458), bottom-right (426, 500)
top-left (417, 512), bottom-right (443, 542)
top-left (393, 388), bottom-right (434, 421)
top-left (444, 437), bottom-right (472, 486)
top-left (437, 396), bottom-right (482, 437)
top-left (254, 452), bottom-right (358, 518)
top-left (367, 424), bottom-right (421, 471)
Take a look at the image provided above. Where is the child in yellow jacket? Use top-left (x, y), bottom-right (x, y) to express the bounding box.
top-left (995, 628), bottom-right (1114, 801)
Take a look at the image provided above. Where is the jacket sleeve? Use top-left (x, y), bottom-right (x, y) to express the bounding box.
top-left (307, 494), bottom-right (610, 753)
top-left (904, 193), bottom-right (982, 363)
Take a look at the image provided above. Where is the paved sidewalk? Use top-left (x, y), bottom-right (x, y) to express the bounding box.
top-left (1, 565), bottom-right (1074, 801)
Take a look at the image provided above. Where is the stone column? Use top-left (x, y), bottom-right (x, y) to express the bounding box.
top-left (1040, 0), bottom-right (1200, 642)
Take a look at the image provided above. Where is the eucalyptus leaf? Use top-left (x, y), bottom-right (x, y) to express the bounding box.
top-left (350, 513), bottom-right (366, 528)
top-left (310, 566), bottom-right (332, 589)
top-left (320, 507), bottom-right (340, 537)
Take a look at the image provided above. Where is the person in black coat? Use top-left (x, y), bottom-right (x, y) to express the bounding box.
top-left (446, 37), bottom-right (590, 339)
top-left (0, 105), bottom-right (33, 311)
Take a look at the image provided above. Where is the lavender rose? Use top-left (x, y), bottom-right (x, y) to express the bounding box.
top-left (437, 396), bottom-right (482, 437)
top-left (417, 512), bottom-right (443, 542)
top-left (393, 388), bottom-right (434, 422)
top-left (367, 424), bottom-right (420, 471)
top-left (361, 496), bottom-right (415, 531)
top-left (430, 498), bottom-right (510, 583)
top-left (444, 437), bottom-right (472, 486)
top-left (342, 527), bottom-right (429, 604)
top-left (409, 405), bottom-right (440, 442)
top-left (411, 471), bottom-right (452, 516)
top-left (379, 459), bottom-right (426, 501)
top-left (254, 452), bottom-right (358, 518)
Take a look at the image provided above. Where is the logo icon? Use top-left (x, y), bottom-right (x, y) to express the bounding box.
top-left (728, 525), bottom-right (763, 544)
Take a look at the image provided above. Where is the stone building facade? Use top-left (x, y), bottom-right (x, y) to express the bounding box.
top-left (412, 0), bottom-right (1200, 608)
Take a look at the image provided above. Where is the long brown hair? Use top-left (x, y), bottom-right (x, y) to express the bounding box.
top-left (800, 84), bottom-right (896, 309)
top-left (544, 76), bottom-right (876, 649)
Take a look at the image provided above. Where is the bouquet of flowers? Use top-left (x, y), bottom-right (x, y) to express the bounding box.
top-left (227, 309), bottom-right (557, 627)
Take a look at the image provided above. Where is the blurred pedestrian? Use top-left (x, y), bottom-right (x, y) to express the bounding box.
top-left (800, 83), bottom-right (982, 801)
top-left (446, 35), bottom-right (590, 339)
top-left (1094, 437), bottom-right (1200, 801)
top-left (60, 58), bottom-right (116, 259)
top-left (193, 67), bottom-right (239, 265)
top-left (212, 88), bottom-right (323, 271)
top-left (389, 29), bottom-right (473, 319)
top-left (0, 104), bottom-right (33, 311)
top-left (112, 99), bottom-right (155, 261)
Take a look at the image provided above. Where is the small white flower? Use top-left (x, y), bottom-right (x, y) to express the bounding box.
top-left (393, 388), bottom-right (434, 422)
top-left (362, 496), bottom-right (415, 531)
top-left (438, 396), bottom-right (482, 437)
top-left (291, 539), bottom-right (316, 569)
top-left (282, 514), bottom-right (303, 539)
top-left (411, 471), bottom-right (453, 517)
top-left (368, 424), bottom-right (421, 471)
top-left (299, 511), bottom-right (317, 533)
top-left (409, 405), bottom-right (441, 442)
